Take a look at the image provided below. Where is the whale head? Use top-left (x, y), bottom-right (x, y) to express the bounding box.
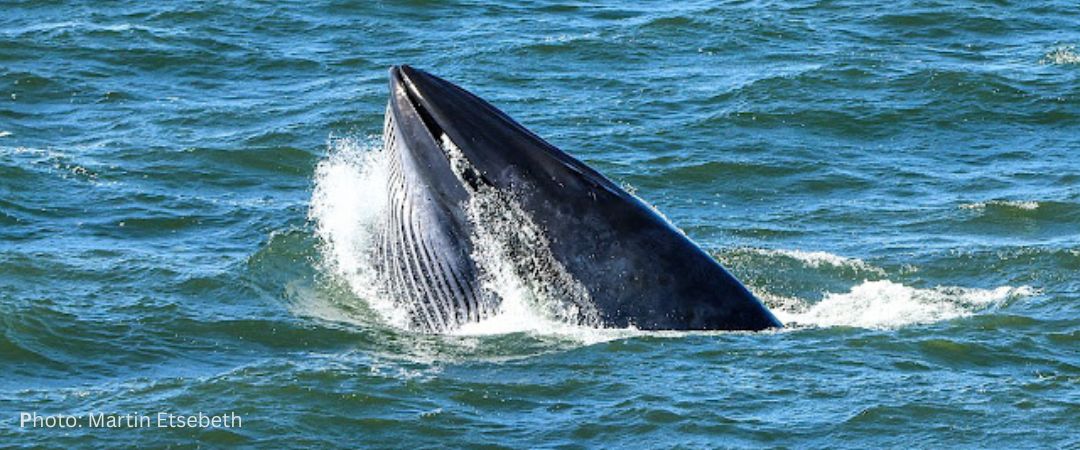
top-left (380, 65), bottom-right (782, 332)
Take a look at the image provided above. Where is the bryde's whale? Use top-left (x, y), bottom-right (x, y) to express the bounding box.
top-left (374, 65), bottom-right (781, 332)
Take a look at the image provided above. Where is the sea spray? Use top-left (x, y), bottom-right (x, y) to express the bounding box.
top-left (768, 280), bottom-right (1036, 329)
top-left (308, 135), bottom-right (409, 328)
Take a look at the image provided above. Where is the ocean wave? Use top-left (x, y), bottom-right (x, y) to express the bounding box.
top-left (959, 200), bottom-right (1040, 211)
top-left (658, 159), bottom-right (810, 183)
top-left (954, 200), bottom-right (1080, 236)
top-left (765, 249), bottom-right (874, 268)
top-left (0, 21), bottom-right (177, 38)
top-left (0, 145), bottom-right (101, 184)
top-left (768, 280), bottom-right (1036, 329)
top-left (540, 32), bottom-right (599, 44)
top-left (730, 247), bottom-right (887, 277)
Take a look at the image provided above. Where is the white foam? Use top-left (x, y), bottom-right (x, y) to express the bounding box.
top-left (0, 131), bottom-right (11, 138)
top-left (451, 307), bottom-right (634, 345)
top-left (960, 200), bottom-right (1040, 211)
top-left (1041, 45), bottom-right (1080, 65)
top-left (308, 136), bottom-right (408, 328)
top-left (776, 249), bottom-right (854, 267)
top-left (769, 280), bottom-right (1035, 329)
top-left (541, 32), bottom-right (599, 44)
top-left (756, 248), bottom-right (886, 274)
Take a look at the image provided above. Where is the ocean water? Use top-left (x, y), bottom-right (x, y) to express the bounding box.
top-left (2, 1), bottom-right (1078, 448)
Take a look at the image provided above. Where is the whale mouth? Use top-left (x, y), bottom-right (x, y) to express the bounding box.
top-left (387, 67), bottom-right (603, 331)
top-left (391, 65), bottom-right (445, 145)
top-left (390, 65), bottom-right (494, 191)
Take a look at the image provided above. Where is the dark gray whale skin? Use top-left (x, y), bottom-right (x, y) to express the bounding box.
top-left (377, 65), bottom-right (782, 332)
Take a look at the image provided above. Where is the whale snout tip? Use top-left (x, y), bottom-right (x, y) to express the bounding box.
top-left (388, 65), bottom-right (403, 85)
top-left (388, 64), bottom-right (422, 84)
top-left (388, 65), bottom-right (433, 105)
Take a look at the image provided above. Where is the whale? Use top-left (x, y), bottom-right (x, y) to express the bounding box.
top-left (373, 65), bottom-right (782, 332)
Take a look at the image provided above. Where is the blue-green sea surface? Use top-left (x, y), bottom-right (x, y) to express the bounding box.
top-left (2, 1), bottom-right (1078, 448)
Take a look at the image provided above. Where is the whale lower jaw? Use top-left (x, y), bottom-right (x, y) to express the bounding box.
top-left (374, 108), bottom-right (491, 333)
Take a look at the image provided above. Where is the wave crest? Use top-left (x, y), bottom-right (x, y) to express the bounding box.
top-left (756, 248), bottom-right (885, 275)
top-left (1041, 45), bottom-right (1080, 65)
top-left (769, 280), bottom-right (1035, 329)
top-left (959, 200), bottom-right (1040, 211)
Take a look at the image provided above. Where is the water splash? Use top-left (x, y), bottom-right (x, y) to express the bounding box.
top-left (308, 136), bottom-right (408, 327)
top-left (959, 200), bottom-right (1040, 211)
top-left (1041, 45), bottom-right (1080, 65)
top-left (768, 280), bottom-right (1036, 329)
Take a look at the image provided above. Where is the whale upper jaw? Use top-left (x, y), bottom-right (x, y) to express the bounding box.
top-left (388, 64), bottom-right (617, 195)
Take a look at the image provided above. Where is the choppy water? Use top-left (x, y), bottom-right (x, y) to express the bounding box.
top-left (2, 1), bottom-right (1078, 448)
